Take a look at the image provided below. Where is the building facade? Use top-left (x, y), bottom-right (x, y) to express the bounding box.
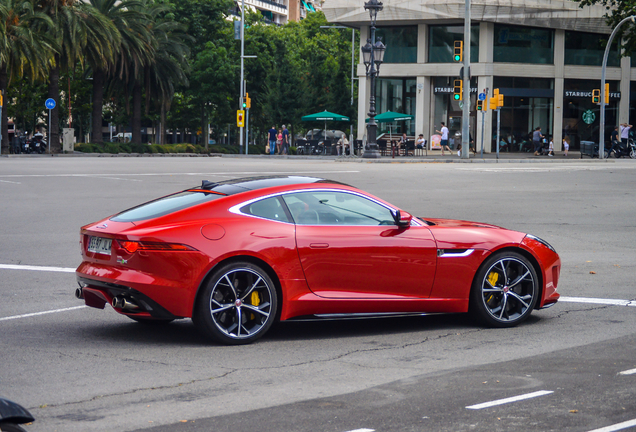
top-left (323, 0), bottom-right (636, 152)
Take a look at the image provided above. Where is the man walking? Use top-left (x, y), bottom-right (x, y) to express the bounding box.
top-left (268, 125), bottom-right (277, 155)
top-left (282, 125), bottom-right (290, 155)
top-left (436, 122), bottom-right (451, 155)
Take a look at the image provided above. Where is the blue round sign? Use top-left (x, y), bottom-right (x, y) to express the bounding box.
top-left (478, 93), bottom-right (486, 101)
top-left (45, 98), bottom-right (56, 109)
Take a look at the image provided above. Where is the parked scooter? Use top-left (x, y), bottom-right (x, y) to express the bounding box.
top-left (0, 398), bottom-right (34, 431)
top-left (29, 133), bottom-right (46, 154)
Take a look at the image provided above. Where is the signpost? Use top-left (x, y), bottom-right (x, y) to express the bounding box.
top-left (45, 98), bottom-right (56, 153)
top-left (478, 90), bottom-right (488, 158)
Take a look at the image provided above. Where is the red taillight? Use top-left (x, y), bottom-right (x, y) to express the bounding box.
top-left (120, 241), bottom-right (140, 253)
top-left (116, 240), bottom-right (195, 254)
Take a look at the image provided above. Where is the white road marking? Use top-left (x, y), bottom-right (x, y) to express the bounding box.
top-left (466, 390), bottom-right (553, 410)
top-left (559, 296), bottom-right (636, 307)
top-left (0, 306), bottom-right (86, 322)
top-left (0, 264), bottom-right (75, 273)
top-left (0, 179), bottom-right (21, 184)
top-left (344, 429), bottom-right (374, 432)
top-left (587, 418), bottom-right (636, 432)
top-left (618, 368), bottom-right (636, 376)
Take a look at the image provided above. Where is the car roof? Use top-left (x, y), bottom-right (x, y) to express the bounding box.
top-left (194, 175), bottom-right (350, 195)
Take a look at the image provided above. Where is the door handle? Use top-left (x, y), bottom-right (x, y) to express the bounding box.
top-left (309, 243), bottom-right (329, 249)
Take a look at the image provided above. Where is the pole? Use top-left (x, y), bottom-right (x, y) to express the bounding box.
top-left (480, 111), bottom-right (485, 158)
top-left (246, 108), bottom-right (250, 155)
top-left (239, 0), bottom-right (245, 152)
top-left (600, 15), bottom-right (636, 160)
top-left (460, 0), bottom-right (470, 159)
top-left (48, 109), bottom-right (51, 153)
top-left (496, 108), bottom-right (501, 160)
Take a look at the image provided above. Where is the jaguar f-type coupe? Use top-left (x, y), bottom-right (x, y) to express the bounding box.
top-left (76, 176), bottom-right (560, 344)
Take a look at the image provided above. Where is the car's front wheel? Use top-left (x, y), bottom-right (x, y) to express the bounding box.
top-left (194, 262), bottom-right (277, 345)
top-left (470, 251), bottom-right (539, 327)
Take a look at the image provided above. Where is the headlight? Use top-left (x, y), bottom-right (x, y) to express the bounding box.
top-left (526, 234), bottom-right (556, 253)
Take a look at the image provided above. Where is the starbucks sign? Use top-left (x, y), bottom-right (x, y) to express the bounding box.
top-left (582, 110), bottom-right (596, 125)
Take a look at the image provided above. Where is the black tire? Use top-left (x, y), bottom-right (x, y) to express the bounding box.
top-left (128, 316), bottom-right (174, 325)
top-left (0, 422), bottom-right (28, 432)
top-left (194, 262), bottom-right (277, 345)
top-left (470, 251), bottom-right (539, 328)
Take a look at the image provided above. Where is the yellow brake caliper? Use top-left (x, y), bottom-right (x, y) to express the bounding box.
top-left (250, 291), bottom-right (260, 320)
top-left (486, 272), bottom-right (499, 303)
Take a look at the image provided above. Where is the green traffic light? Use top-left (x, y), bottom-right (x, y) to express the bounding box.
top-left (454, 55), bottom-right (461, 61)
top-left (454, 94), bottom-right (460, 100)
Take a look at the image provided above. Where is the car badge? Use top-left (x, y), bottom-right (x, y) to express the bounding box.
top-left (96, 223), bottom-right (108, 229)
top-left (117, 258), bottom-right (128, 265)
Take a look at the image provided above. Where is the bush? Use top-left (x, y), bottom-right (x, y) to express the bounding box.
top-left (74, 142), bottom-right (273, 155)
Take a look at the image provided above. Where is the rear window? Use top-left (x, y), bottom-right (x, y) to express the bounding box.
top-left (111, 191), bottom-right (225, 222)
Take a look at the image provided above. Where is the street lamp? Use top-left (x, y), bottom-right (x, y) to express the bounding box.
top-left (362, 0), bottom-right (385, 158)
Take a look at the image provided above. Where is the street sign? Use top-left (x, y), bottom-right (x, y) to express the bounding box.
top-left (478, 92), bottom-right (486, 101)
top-left (45, 98), bottom-right (56, 109)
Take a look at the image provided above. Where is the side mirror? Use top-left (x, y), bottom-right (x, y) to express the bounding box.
top-left (392, 209), bottom-right (412, 227)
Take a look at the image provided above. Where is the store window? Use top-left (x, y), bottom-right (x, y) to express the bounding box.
top-left (494, 25), bottom-right (554, 64)
top-left (564, 79), bottom-right (619, 149)
top-left (491, 77), bottom-right (554, 152)
top-left (428, 25), bottom-right (479, 63)
top-left (374, 78), bottom-right (416, 136)
top-left (432, 76), bottom-right (478, 149)
top-left (375, 27), bottom-right (418, 63)
top-left (565, 32), bottom-right (620, 67)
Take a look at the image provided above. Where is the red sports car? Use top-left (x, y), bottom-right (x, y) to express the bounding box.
top-left (76, 176), bottom-right (560, 344)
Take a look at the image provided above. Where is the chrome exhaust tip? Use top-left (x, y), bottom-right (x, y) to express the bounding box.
top-left (112, 296), bottom-right (140, 310)
top-left (75, 287), bottom-right (83, 299)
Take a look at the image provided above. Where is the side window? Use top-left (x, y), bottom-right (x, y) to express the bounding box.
top-left (241, 197), bottom-right (291, 223)
top-left (283, 191), bottom-right (395, 226)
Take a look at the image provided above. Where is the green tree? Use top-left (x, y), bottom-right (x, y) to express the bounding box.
top-left (87, 0), bottom-right (147, 144)
top-left (575, 0), bottom-right (636, 55)
top-left (0, 0), bottom-right (55, 153)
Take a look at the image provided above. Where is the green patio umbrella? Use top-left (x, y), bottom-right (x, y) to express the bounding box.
top-left (301, 110), bottom-right (350, 142)
top-left (366, 111), bottom-right (414, 143)
top-left (365, 111), bottom-right (414, 123)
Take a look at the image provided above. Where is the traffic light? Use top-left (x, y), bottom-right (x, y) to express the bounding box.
top-left (592, 89), bottom-right (600, 104)
top-left (245, 92), bottom-right (251, 109)
top-left (604, 83), bottom-right (610, 104)
top-left (237, 110), bottom-right (245, 127)
top-left (477, 100), bottom-right (483, 111)
top-left (453, 41), bottom-right (463, 62)
top-left (241, 97), bottom-right (247, 109)
top-left (489, 96), bottom-right (498, 110)
top-left (453, 79), bottom-right (462, 101)
top-left (497, 93), bottom-right (504, 108)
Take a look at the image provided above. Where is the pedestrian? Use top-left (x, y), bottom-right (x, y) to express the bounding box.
top-left (399, 132), bottom-right (408, 156)
top-left (436, 122), bottom-right (451, 155)
top-left (456, 143), bottom-right (462, 157)
top-left (282, 125), bottom-right (290, 155)
top-left (548, 137), bottom-right (554, 156)
top-left (268, 125), bottom-right (277, 155)
top-left (563, 136), bottom-right (570, 157)
top-left (532, 127), bottom-right (543, 156)
top-left (620, 123), bottom-right (632, 142)
top-left (276, 129), bottom-right (283, 154)
top-left (611, 126), bottom-right (619, 147)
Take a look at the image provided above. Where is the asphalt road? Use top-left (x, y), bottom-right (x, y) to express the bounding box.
top-left (1, 156), bottom-right (635, 432)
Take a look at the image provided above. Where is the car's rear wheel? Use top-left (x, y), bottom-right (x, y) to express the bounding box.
top-left (470, 251), bottom-right (539, 327)
top-left (194, 262), bottom-right (277, 345)
top-left (0, 422), bottom-right (28, 432)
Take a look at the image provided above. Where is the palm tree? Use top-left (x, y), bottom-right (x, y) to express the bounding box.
top-left (87, 0), bottom-right (148, 144)
top-left (135, 2), bottom-right (189, 144)
top-left (0, 0), bottom-right (55, 153)
top-left (38, 0), bottom-right (118, 151)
